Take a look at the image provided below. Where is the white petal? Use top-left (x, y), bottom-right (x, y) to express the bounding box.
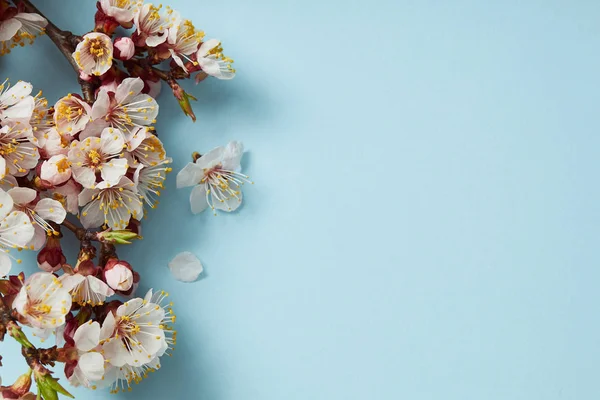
top-left (194, 145), bottom-right (225, 169)
top-left (86, 275), bottom-right (115, 298)
top-left (169, 251), bottom-right (203, 282)
top-left (0, 189), bottom-right (14, 220)
top-left (74, 321), bottom-right (101, 352)
top-left (78, 352), bottom-right (105, 381)
top-left (222, 141), bottom-right (244, 170)
top-left (190, 184), bottom-right (208, 214)
top-left (72, 166), bottom-right (97, 189)
top-left (0, 211), bottom-right (35, 247)
top-left (8, 187), bottom-right (36, 205)
top-left (91, 89), bottom-right (110, 120)
top-left (100, 311), bottom-right (116, 341)
top-left (34, 198), bottom-right (66, 223)
top-left (197, 39), bottom-right (220, 58)
top-left (115, 77), bottom-right (144, 104)
top-left (0, 19), bottom-right (21, 41)
top-left (60, 273), bottom-right (85, 291)
top-left (100, 158), bottom-right (128, 184)
top-left (31, 224), bottom-right (47, 251)
top-left (100, 128), bottom-right (125, 154)
top-left (0, 252), bottom-right (11, 277)
top-left (176, 163), bottom-right (203, 188)
top-left (0, 81), bottom-right (32, 105)
top-left (80, 199), bottom-right (104, 229)
top-left (213, 186), bottom-right (243, 212)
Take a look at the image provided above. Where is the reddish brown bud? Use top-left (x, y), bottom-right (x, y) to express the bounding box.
top-left (37, 236), bottom-right (66, 273)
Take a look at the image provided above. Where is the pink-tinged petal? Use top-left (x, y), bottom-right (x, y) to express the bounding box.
top-left (100, 158), bottom-right (128, 184)
top-left (169, 251), bottom-right (203, 282)
top-left (0, 211), bottom-right (35, 247)
top-left (31, 225), bottom-right (47, 251)
top-left (1, 96), bottom-right (34, 120)
top-left (145, 33), bottom-right (167, 47)
top-left (190, 184), bottom-right (209, 214)
top-left (0, 19), bottom-right (21, 41)
top-left (80, 119), bottom-right (109, 140)
top-left (0, 189), bottom-right (14, 220)
top-left (91, 89), bottom-right (110, 120)
top-left (100, 128), bottom-right (125, 154)
top-left (176, 163), bottom-right (203, 188)
top-left (74, 321), bottom-right (101, 352)
top-left (34, 198), bottom-right (66, 223)
top-left (197, 57), bottom-right (221, 77)
top-left (72, 166), bottom-right (97, 189)
top-left (0, 81), bottom-right (33, 105)
top-left (80, 199), bottom-right (104, 229)
top-left (7, 187), bottom-right (36, 206)
top-left (115, 77), bottom-right (144, 104)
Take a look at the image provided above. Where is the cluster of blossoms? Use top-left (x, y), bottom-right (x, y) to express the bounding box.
top-left (0, 0), bottom-right (251, 398)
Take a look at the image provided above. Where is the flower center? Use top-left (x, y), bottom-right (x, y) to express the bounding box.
top-left (89, 39), bottom-right (107, 59)
top-left (56, 158), bottom-right (71, 173)
top-left (26, 301), bottom-right (51, 318)
top-left (87, 149), bottom-right (102, 166)
top-left (116, 0), bottom-right (131, 8)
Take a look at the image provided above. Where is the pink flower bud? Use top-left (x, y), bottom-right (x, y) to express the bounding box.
top-left (79, 70), bottom-right (92, 82)
top-left (37, 236), bottom-right (66, 273)
top-left (104, 259), bottom-right (134, 291)
top-left (113, 37), bottom-right (135, 60)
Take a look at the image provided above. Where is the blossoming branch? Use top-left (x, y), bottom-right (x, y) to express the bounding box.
top-left (0, 0), bottom-right (252, 398)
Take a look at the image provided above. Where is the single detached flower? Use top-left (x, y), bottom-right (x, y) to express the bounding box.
top-left (40, 154), bottom-right (72, 186)
top-left (67, 321), bottom-right (106, 388)
top-left (0, 122), bottom-right (39, 176)
top-left (91, 77), bottom-right (159, 137)
top-left (53, 93), bottom-right (92, 136)
top-left (13, 272), bottom-right (72, 329)
top-left (196, 39), bottom-right (235, 80)
top-left (73, 32), bottom-right (114, 76)
top-left (177, 141), bottom-right (252, 214)
top-left (167, 18), bottom-right (203, 71)
top-left (79, 176), bottom-right (143, 230)
top-left (0, 189), bottom-right (35, 276)
top-left (133, 3), bottom-right (175, 47)
top-left (113, 36), bottom-right (135, 60)
top-left (0, 79), bottom-right (34, 122)
top-left (8, 187), bottom-right (66, 250)
top-left (68, 127), bottom-right (128, 188)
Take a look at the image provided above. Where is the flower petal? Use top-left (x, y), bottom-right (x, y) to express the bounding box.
top-left (34, 198), bottom-right (66, 223)
top-left (190, 184), bottom-right (208, 214)
top-left (0, 189), bottom-right (14, 220)
top-left (0, 252), bottom-right (11, 277)
top-left (7, 187), bottom-right (36, 205)
top-left (176, 163), bottom-right (203, 188)
top-left (78, 352), bottom-right (105, 381)
top-left (74, 321), bottom-right (101, 352)
top-left (0, 211), bottom-right (35, 247)
top-left (169, 251), bottom-right (203, 282)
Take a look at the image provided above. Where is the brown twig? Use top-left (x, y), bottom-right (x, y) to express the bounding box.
top-left (18, 0), bottom-right (95, 103)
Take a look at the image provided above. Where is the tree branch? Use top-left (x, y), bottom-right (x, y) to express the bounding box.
top-left (18, 0), bottom-right (95, 103)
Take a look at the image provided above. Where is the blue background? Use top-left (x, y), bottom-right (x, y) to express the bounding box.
top-left (1, 0), bottom-right (599, 398)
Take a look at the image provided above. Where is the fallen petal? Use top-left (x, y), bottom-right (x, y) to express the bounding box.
top-left (169, 252), bottom-right (203, 282)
